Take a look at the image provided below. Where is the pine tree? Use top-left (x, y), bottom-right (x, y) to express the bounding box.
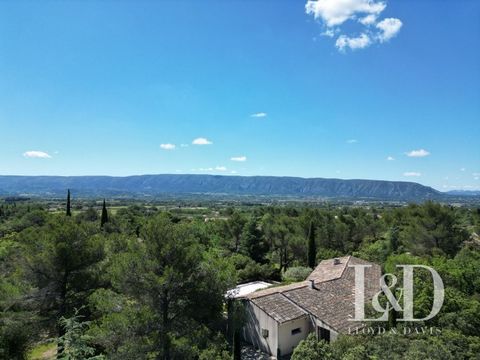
top-left (100, 199), bottom-right (109, 228)
top-left (240, 218), bottom-right (267, 263)
top-left (58, 309), bottom-right (104, 359)
top-left (307, 221), bottom-right (316, 268)
top-left (66, 189), bottom-right (72, 217)
top-left (21, 218), bottom-right (104, 353)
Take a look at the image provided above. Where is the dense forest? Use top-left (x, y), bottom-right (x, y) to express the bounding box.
top-left (0, 196), bottom-right (479, 359)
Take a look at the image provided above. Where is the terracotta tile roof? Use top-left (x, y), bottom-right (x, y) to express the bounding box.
top-left (248, 256), bottom-right (352, 300)
top-left (251, 293), bottom-right (307, 323)
top-left (247, 280), bottom-right (310, 299)
top-left (247, 256), bottom-right (382, 332)
top-left (306, 256), bottom-right (350, 282)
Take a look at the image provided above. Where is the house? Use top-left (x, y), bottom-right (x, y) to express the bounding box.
top-left (242, 256), bottom-right (381, 358)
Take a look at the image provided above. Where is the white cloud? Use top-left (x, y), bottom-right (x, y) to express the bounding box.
top-left (231, 156), bottom-right (247, 162)
top-left (192, 137), bottom-right (213, 145)
top-left (23, 151), bottom-right (52, 159)
top-left (403, 172), bottom-right (421, 177)
top-left (230, 170), bottom-right (238, 174)
top-left (193, 166), bottom-right (228, 172)
top-left (193, 167), bottom-right (213, 172)
top-left (387, 156), bottom-right (395, 161)
top-left (376, 18), bottom-right (402, 42)
top-left (305, 0), bottom-right (402, 51)
top-left (160, 143), bottom-right (176, 150)
top-left (360, 14), bottom-right (377, 25)
top-left (336, 33), bottom-right (371, 51)
top-left (322, 28), bottom-right (337, 37)
top-left (406, 149), bottom-right (430, 157)
top-left (346, 138), bottom-right (358, 143)
top-left (460, 167), bottom-right (466, 172)
top-left (251, 112), bottom-right (267, 118)
top-left (305, 0), bottom-right (386, 27)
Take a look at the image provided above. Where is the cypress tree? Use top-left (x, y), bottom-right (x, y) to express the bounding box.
top-left (307, 221), bottom-right (316, 268)
top-left (388, 285), bottom-right (399, 329)
top-left (66, 189), bottom-right (71, 217)
top-left (388, 305), bottom-right (398, 329)
top-left (232, 329), bottom-right (241, 360)
top-left (390, 225), bottom-right (399, 253)
top-left (230, 300), bottom-right (244, 360)
top-left (100, 199), bottom-right (109, 228)
top-left (226, 298), bottom-right (234, 345)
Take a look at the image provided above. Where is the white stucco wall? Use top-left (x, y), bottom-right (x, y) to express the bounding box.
top-left (243, 301), bottom-right (342, 357)
top-left (243, 301), bottom-right (278, 355)
top-left (277, 316), bottom-right (311, 356)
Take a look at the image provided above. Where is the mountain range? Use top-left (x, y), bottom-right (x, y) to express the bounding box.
top-left (445, 190), bottom-right (480, 196)
top-left (0, 174), bottom-right (449, 201)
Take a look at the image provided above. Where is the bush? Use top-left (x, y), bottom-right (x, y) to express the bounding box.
top-left (283, 266), bottom-right (312, 282)
top-left (231, 253), bottom-right (279, 282)
top-left (291, 334), bottom-right (333, 360)
top-left (0, 315), bottom-right (32, 360)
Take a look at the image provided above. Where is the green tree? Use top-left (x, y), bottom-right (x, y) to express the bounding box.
top-left (270, 215), bottom-right (298, 272)
top-left (283, 266), bottom-right (312, 282)
top-left (232, 329), bottom-right (241, 360)
top-left (0, 313), bottom-right (34, 360)
top-left (291, 334), bottom-right (333, 360)
top-left (401, 202), bottom-right (468, 257)
top-left (100, 200), bottom-right (109, 228)
top-left (225, 211), bottom-right (246, 252)
top-left (20, 217), bottom-right (104, 346)
top-left (240, 217), bottom-right (267, 263)
top-left (87, 288), bottom-right (153, 360)
top-left (228, 300), bottom-right (245, 360)
top-left (58, 309), bottom-right (104, 360)
top-left (66, 190), bottom-right (71, 217)
top-left (307, 222), bottom-right (317, 268)
top-left (389, 225), bottom-right (400, 253)
top-left (109, 214), bottom-right (228, 359)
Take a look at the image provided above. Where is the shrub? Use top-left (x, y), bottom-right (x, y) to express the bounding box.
top-left (283, 266), bottom-right (312, 282)
top-left (291, 334), bottom-right (333, 360)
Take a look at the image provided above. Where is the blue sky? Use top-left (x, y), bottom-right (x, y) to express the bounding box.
top-left (0, 0), bottom-right (479, 191)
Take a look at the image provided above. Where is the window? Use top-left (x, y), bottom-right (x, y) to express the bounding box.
top-left (291, 327), bottom-right (301, 335)
top-left (261, 328), bottom-right (269, 338)
top-left (318, 327), bottom-right (331, 342)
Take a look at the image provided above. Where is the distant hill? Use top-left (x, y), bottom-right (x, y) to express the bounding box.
top-left (446, 190), bottom-right (480, 196)
top-left (0, 174), bottom-right (443, 201)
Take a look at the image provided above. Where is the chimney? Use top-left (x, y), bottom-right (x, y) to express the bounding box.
top-left (333, 258), bottom-right (341, 265)
top-left (309, 279), bottom-right (315, 289)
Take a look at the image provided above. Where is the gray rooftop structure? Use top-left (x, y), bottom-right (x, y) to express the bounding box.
top-left (247, 256), bottom-right (381, 333)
